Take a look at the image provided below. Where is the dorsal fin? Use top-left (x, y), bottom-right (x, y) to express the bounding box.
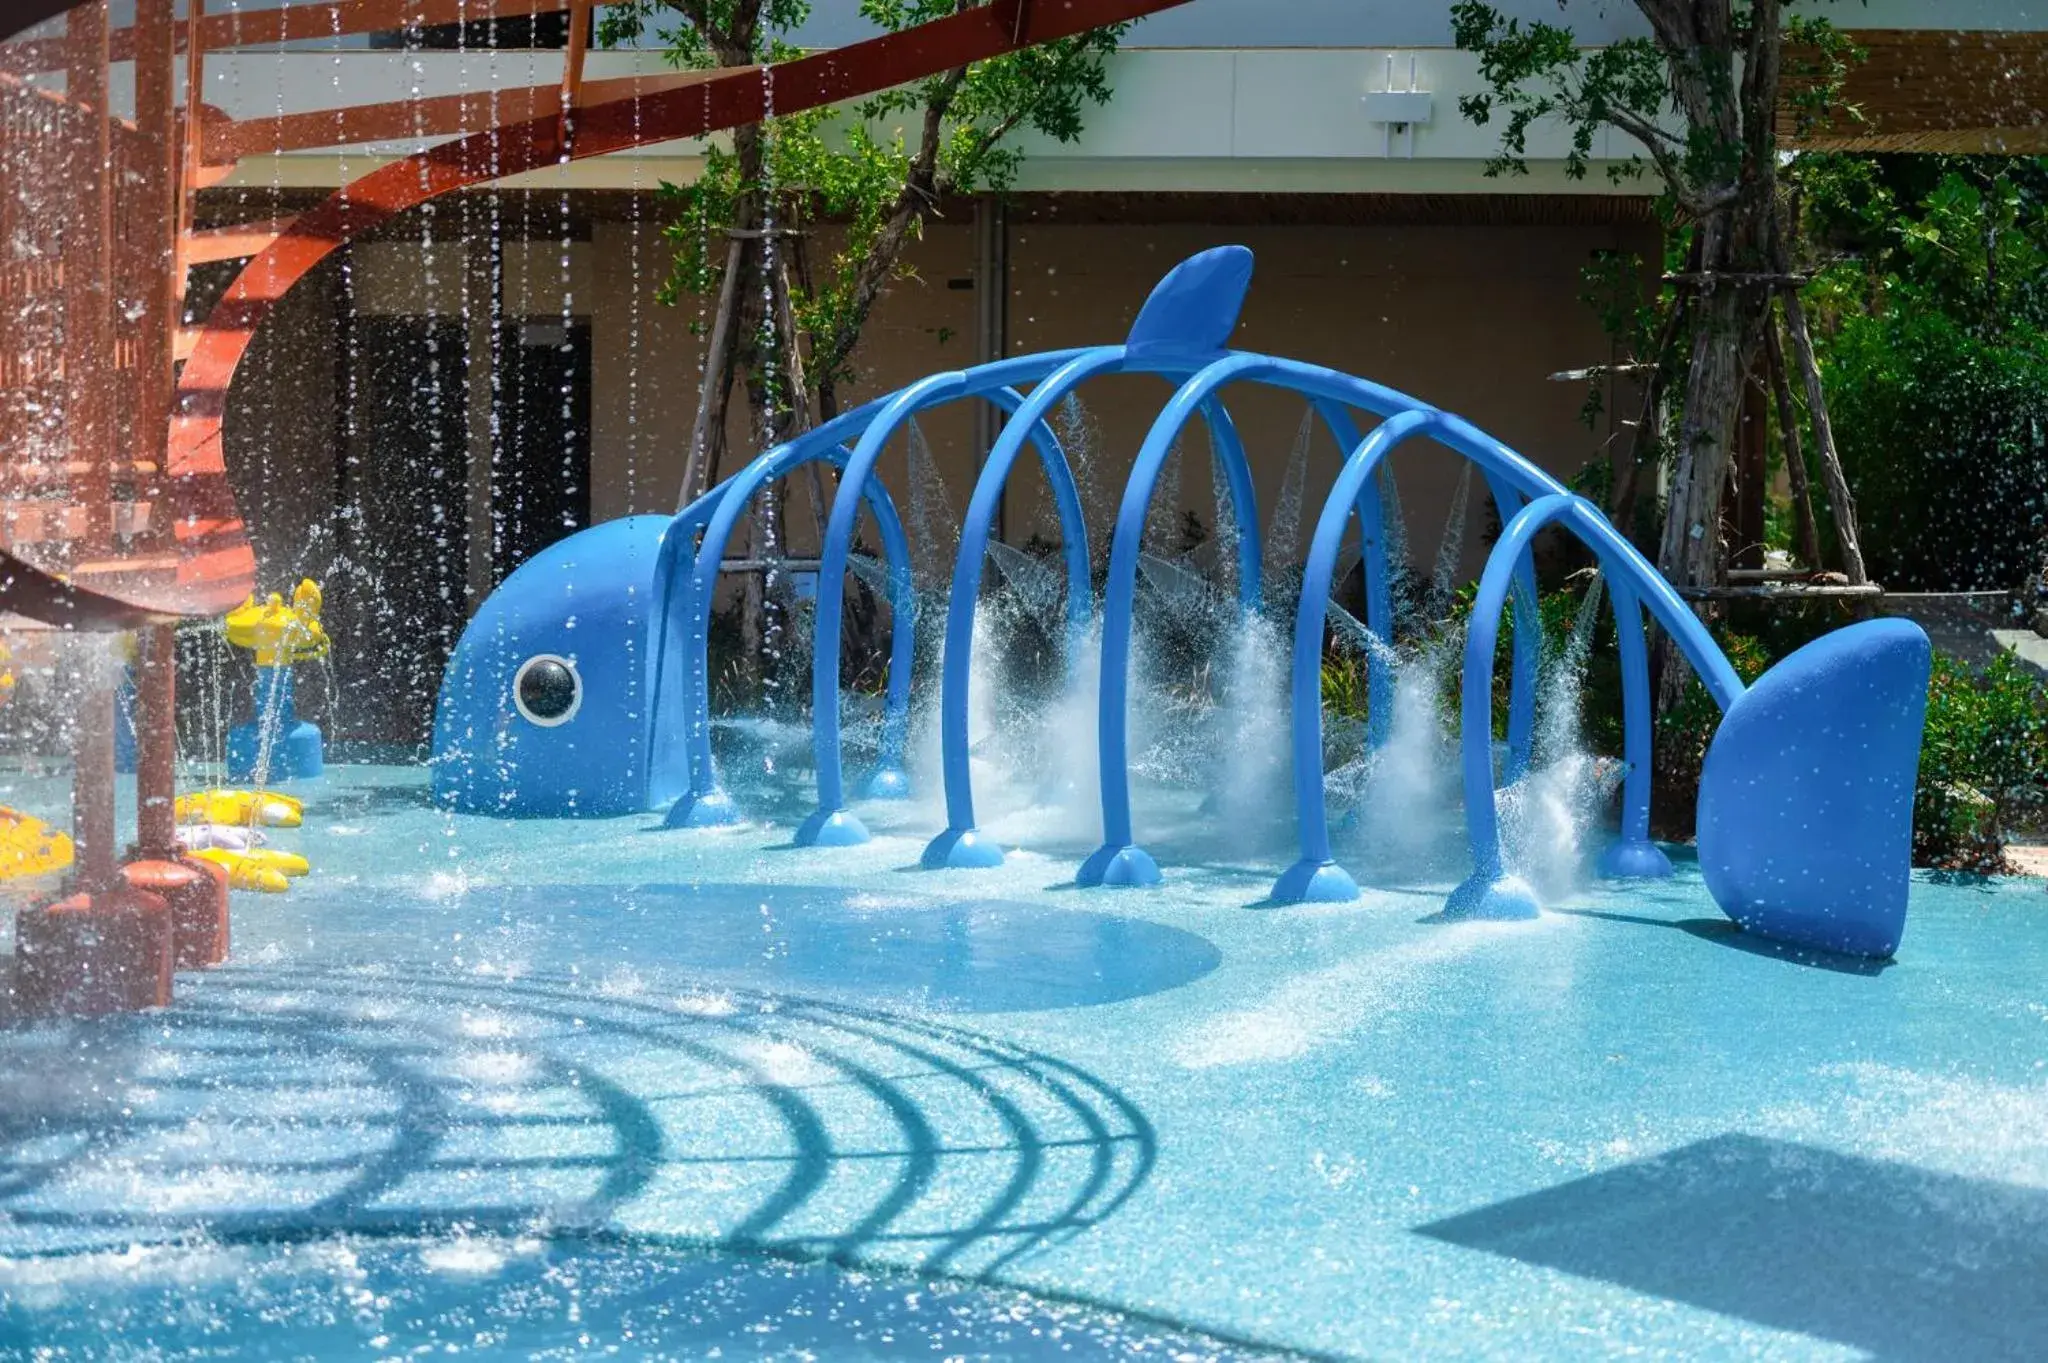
top-left (1124, 245), bottom-right (1253, 356)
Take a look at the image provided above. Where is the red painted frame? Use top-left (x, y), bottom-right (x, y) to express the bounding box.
top-left (5, 0), bottom-right (1193, 628)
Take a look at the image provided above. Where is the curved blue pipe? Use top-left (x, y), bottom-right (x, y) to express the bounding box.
top-left (1078, 352), bottom-right (1740, 893)
top-left (1447, 493), bottom-right (1739, 919)
top-left (1480, 474), bottom-right (1543, 784)
top-left (1306, 401), bottom-right (1394, 744)
top-left (1270, 408), bottom-right (1445, 903)
top-left (662, 353), bottom-right (1089, 833)
top-left (658, 437), bottom-right (916, 829)
top-left (921, 347), bottom-right (1125, 869)
top-left (1076, 358), bottom-right (1288, 888)
top-left (920, 350), bottom-right (1262, 870)
top-left (799, 356), bottom-right (1088, 848)
top-left (1594, 576), bottom-right (1674, 880)
top-left (1079, 355), bottom-right (1452, 886)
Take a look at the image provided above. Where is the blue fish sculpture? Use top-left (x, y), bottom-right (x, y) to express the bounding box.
top-left (432, 515), bottom-right (689, 816)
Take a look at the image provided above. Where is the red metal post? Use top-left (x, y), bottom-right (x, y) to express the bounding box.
top-left (62, 0), bottom-right (113, 557)
top-left (62, 0), bottom-right (118, 892)
top-left (69, 651), bottom-right (118, 895)
top-left (134, 626), bottom-right (178, 855)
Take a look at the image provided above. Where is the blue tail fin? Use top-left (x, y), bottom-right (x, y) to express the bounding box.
top-left (1697, 619), bottom-right (1931, 959)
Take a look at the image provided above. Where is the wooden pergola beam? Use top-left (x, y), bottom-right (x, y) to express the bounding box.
top-left (1784, 29), bottom-right (2048, 153)
top-left (0, 0), bottom-right (1190, 628)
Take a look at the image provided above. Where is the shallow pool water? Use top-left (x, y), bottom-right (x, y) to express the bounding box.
top-left (4, 764), bottom-right (2046, 1359)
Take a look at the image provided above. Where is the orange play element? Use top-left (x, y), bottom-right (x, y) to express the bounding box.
top-left (0, 0), bottom-right (1192, 631)
top-left (121, 855), bottom-right (229, 969)
top-left (13, 886), bottom-right (174, 1017)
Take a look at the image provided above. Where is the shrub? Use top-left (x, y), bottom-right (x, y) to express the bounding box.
top-left (1649, 629), bottom-right (1773, 838)
top-left (1823, 309), bottom-right (2048, 591)
top-left (1914, 651), bottom-right (2048, 870)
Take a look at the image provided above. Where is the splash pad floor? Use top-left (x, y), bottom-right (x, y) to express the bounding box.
top-left (2, 764), bottom-right (2046, 1360)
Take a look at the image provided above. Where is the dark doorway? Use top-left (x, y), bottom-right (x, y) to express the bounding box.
top-left (491, 317), bottom-right (592, 584)
top-left (334, 316), bottom-right (471, 752)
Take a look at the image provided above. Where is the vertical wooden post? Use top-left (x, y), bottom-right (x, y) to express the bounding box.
top-left (62, 0), bottom-right (113, 556)
top-left (129, 2), bottom-right (184, 863)
top-left (63, 0), bottom-right (117, 891)
top-left (135, 0), bottom-right (179, 432)
top-left (1763, 316), bottom-right (1824, 572)
top-left (1781, 289), bottom-right (1868, 586)
top-left (1729, 366), bottom-right (1768, 571)
top-left (562, 0), bottom-right (592, 121)
top-left (134, 625), bottom-right (179, 856)
top-left (178, 0), bottom-right (206, 308)
top-left (69, 650), bottom-right (119, 895)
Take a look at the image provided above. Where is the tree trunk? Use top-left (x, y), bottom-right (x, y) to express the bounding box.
top-left (769, 249), bottom-right (830, 551)
top-left (1781, 287), bottom-right (1869, 584)
top-left (1652, 211), bottom-right (1774, 714)
top-left (1655, 278), bottom-right (1763, 598)
top-left (677, 234), bottom-right (745, 510)
top-left (1762, 313), bottom-right (1824, 571)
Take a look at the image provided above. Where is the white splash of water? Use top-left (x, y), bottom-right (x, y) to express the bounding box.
top-left (1498, 576), bottom-right (1614, 901)
top-left (1036, 620), bottom-right (1106, 840)
top-left (1209, 612), bottom-right (1292, 855)
top-left (1351, 643), bottom-right (1465, 879)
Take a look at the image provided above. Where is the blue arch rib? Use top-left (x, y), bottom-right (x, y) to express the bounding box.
top-left (1447, 493), bottom-right (1741, 920)
top-left (1478, 474), bottom-right (1543, 784)
top-left (1270, 408), bottom-right (1444, 903)
top-left (798, 354), bottom-right (1087, 848)
top-left (658, 435), bottom-right (916, 829)
top-left (1079, 355), bottom-right (1448, 886)
top-left (1076, 358), bottom-right (1293, 888)
top-left (1270, 410), bottom-right (1661, 904)
top-left (920, 347), bottom-right (1264, 870)
top-left (921, 347), bottom-right (1124, 869)
top-left (1078, 353), bottom-right (1731, 891)
top-left (1306, 400), bottom-right (1395, 744)
top-left (1595, 576), bottom-right (1674, 881)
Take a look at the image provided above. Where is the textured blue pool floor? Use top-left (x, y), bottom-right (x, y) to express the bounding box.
top-left (4, 763), bottom-right (2048, 1359)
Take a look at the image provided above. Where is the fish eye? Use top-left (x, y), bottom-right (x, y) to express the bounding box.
top-left (513, 654), bottom-right (581, 726)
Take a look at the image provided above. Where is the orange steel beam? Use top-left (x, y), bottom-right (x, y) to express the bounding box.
top-left (186, 0), bottom-right (570, 52)
top-left (15, 0), bottom-right (1193, 628)
top-left (181, 215), bottom-right (300, 265)
top-left (562, 0), bottom-right (591, 135)
top-left (205, 68), bottom-right (718, 162)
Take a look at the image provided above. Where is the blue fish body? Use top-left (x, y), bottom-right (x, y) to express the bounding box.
top-left (432, 515), bottom-right (687, 817)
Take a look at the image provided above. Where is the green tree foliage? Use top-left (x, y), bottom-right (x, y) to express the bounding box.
top-left (1915, 652), bottom-right (2048, 870)
top-left (1449, 2), bottom-right (1868, 609)
top-left (1803, 158), bottom-right (2048, 590)
top-left (602, 0), bottom-right (1124, 493)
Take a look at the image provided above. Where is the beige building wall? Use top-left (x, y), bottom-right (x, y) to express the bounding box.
top-left (213, 193), bottom-right (1653, 609)
top-left (587, 219), bottom-right (979, 551)
top-left (1001, 219), bottom-right (1653, 580)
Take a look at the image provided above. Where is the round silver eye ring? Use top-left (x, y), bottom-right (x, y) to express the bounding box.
top-left (513, 653), bottom-right (581, 727)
